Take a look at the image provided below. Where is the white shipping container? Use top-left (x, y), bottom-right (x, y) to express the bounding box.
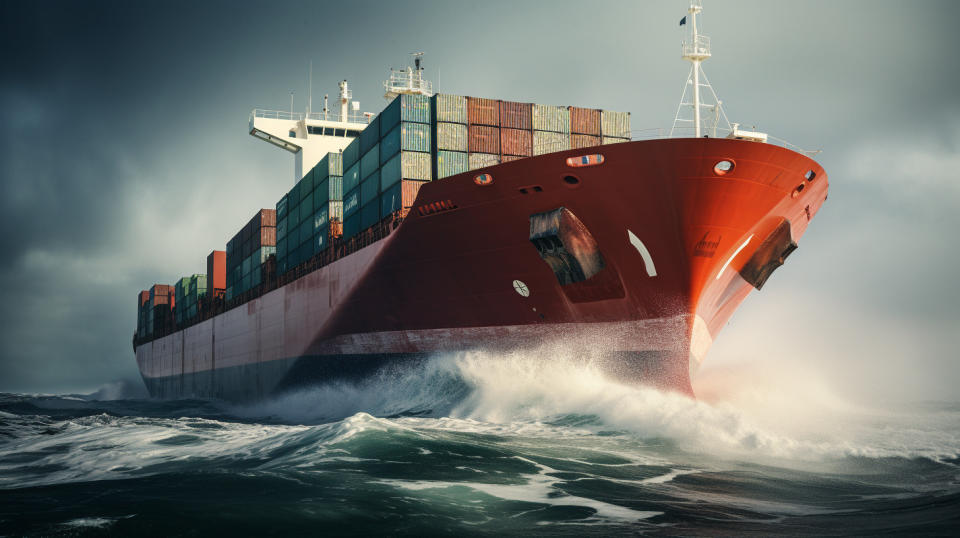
top-left (533, 131), bottom-right (571, 155)
top-left (532, 104), bottom-right (570, 133)
top-left (468, 153), bottom-right (500, 170)
top-left (435, 122), bottom-right (468, 152)
top-left (601, 110), bottom-right (631, 138)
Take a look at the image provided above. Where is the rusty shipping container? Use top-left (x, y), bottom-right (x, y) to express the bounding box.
top-left (468, 125), bottom-right (500, 154)
top-left (467, 97), bottom-right (499, 126)
top-left (381, 179), bottom-right (428, 217)
top-left (500, 128), bottom-right (533, 156)
top-left (570, 107), bottom-right (601, 136)
top-left (571, 134), bottom-right (602, 149)
top-left (499, 101), bottom-right (532, 130)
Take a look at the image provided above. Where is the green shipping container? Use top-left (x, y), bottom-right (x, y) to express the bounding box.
top-left (380, 151), bottom-right (431, 191)
top-left (343, 137), bottom-right (360, 169)
top-left (343, 188), bottom-right (360, 218)
top-left (360, 199), bottom-right (379, 229)
top-left (433, 93), bottom-right (467, 124)
top-left (314, 205), bottom-right (329, 230)
top-left (298, 219), bottom-right (312, 246)
top-left (343, 213), bottom-right (360, 239)
top-left (314, 227), bottom-right (329, 254)
top-left (436, 150), bottom-right (469, 179)
top-left (360, 115), bottom-right (380, 154)
top-left (314, 176), bottom-right (343, 207)
top-left (277, 217), bottom-right (287, 240)
top-left (276, 195), bottom-right (288, 220)
top-left (360, 172), bottom-right (379, 206)
top-left (312, 152), bottom-right (343, 178)
top-left (361, 143), bottom-right (379, 180)
top-left (381, 122), bottom-right (431, 161)
top-left (299, 169), bottom-right (314, 197)
top-left (381, 94), bottom-right (432, 132)
top-left (344, 162), bottom-right (360, 193)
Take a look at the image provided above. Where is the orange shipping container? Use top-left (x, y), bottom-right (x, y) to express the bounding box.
top-left (467, 97), bottom-right (499, 126)
top-left (571, 134), bottom-right (601, 149)
top-left (501, 128), bottom-right (532, 156)
top-left (570, 107), bottom-right (601, 135)
top-left (500, 101), bottom-right (532, 130)
top-left (468, 125), bottom-right (500, 154)
top-left (207, 250), bottom-right (226, 291)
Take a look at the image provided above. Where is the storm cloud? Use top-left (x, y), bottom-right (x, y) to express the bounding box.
top-left (1, 0), bottom-right (957, 401)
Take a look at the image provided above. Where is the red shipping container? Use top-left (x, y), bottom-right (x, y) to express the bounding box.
top-left (258, 208), bottom-right (277, 227)
top-left (500, 128), bottom-right (532, 156)
top-left (467, 97), bottom-right (500, 126)
top-left (570, 107), bottom-right (601, 135)
top-left (260, 226), bottom-right (276, 246)
top-left (571, 134), bottom-right (601, 149)
top-left (207, 250), bottom-right (226, 291)
top-left (500, 101), bottom-right (532, 130)
top-left (150, 284), bottom-right (174, 307)
top-left (402, 179), bottom-right (428, 207)
top-left (468, 125), bottom-right (500, 154)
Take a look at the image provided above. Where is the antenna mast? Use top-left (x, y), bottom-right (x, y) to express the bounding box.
top-left (670, 0), bottom-right (731, 138)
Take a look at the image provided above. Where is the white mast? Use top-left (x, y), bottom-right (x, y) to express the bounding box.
top-left (683, 0), bottom-right (709, 137)
top-left (339, 80), bottom-right (351, 119)
top-left (670, 1), bottom-right (735, 139)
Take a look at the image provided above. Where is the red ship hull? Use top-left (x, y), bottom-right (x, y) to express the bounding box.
top-left (135, 138), bottom-right (827, 401)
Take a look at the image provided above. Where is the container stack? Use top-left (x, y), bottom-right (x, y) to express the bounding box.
top-left (499, 100), bottom-right (534, 164)
top-left (532, 104), bottom-right (572, 156)
top-left (207, 250), bottom-right (226, 296)
top-left (570, 107), bottom-right (602, 149)
top-left (277, 152), bottom-right (344, 276)
top-left (175, 274), bottom-right (207, 323)
top-left (136, 290), bottom-right (150, 339)
top-left (433, 94), bottom-right (469, 179)
top-left (225, 209), bottom-right (276, 300)
top-left (600, 110), bottom-right (632, 144)
top-left (343, 94), bottom-right (432, 241)
top-left (146, 284), bottom-right (175, 336)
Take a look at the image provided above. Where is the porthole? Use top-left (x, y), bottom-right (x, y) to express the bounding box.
top-left (805, 170), bottom-right (816, 181)
top-left (714, 160), bottom-right (735, 175)
top-left (792, 183), bottom-right (805, 198)
top-left (562, 175), bottom-right (580, 186)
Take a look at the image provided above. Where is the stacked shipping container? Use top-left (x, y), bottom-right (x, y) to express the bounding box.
top-left (277, 152), bottom-right (344, 276)
top-left (225, 209), bottom-right (276, 300)
top-left (136, 92), bottom-right (630, 340)
top-left (175, 274), bottom-right (208, 323)
top-left (342, 94), bottom-right (432, 243)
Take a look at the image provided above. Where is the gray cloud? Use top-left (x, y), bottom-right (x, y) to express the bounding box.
top-left (1, 0), bottom-right (958, 398)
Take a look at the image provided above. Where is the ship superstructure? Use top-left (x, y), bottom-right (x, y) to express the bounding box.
top-left (134, 2), bottom-right (827, 401)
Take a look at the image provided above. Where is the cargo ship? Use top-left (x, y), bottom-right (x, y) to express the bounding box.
top-left (133, 2), bottom-right (828, 401)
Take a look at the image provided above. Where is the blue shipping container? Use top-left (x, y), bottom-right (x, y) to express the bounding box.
top-left (360, 115), bottom-right (380, 154)
top-left (344, 162), bottom-right (360, 193)
top-left (343, 213), bottom-right (361, 239)
top-left (343, 137), bottom-right (360, 169)
top-left (360, 199), bottom-right (379, 229)
top-left (361, 143), bottom-right (379, 179)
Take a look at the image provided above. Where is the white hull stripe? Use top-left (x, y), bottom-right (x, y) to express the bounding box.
top-left (716, 234), bottom-right (753, 280)
top-left (628, 230), bottom-right (658, 277)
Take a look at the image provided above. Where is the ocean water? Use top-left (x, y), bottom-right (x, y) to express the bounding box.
top-left (1, 352), bottom-right (958, 536)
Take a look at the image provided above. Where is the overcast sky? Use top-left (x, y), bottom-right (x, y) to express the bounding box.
top-left (1, 1), bottom-right (957, 401)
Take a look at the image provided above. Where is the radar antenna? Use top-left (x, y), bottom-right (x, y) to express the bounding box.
top-left (384, 52), bottom-right (433, 100)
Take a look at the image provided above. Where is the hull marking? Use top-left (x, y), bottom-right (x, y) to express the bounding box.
top-left (513, 279), bottom-right (530, 297)
top-left (716, 235), bottom-right (754, 280)
top-left (627, 230), bottom-right (658, 277)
